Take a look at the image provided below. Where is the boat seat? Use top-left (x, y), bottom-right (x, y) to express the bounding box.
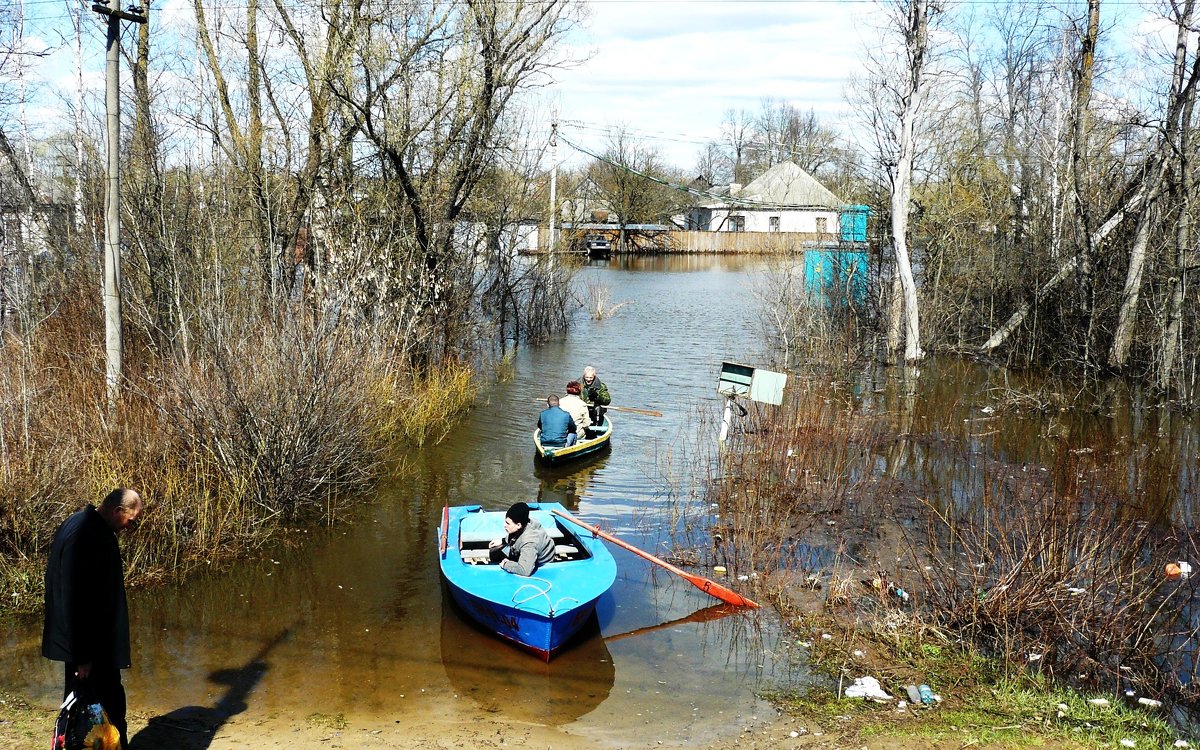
top-left (459, 510), bottom-right (566, 544)
top-left (554, 544), bottom-right (579, 559)
top-left (460, 548), bottom-right (493, 563)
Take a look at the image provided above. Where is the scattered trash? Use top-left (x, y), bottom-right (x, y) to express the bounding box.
top-left (889, 584), bottom-right (910, 603)
top-left (897, 700), bottom-right (908, 711)
top-left (1067, 587), bottom-right (1086, 595)
top-left (1120, 739), bottom-right (1136, 748)
top-left (918, 684), bottom-right (934, 705)
top-left (1088, 698), bottom-right (1110, 707)
top-left (1027, 653), bottom-right (1043, 662)
top-left (1167, 561), bottom-right (1194, 580)
top-left (852, 650), bottom-right (865, 658)
top-left (737, 575), bottom-right (749, 581)
top-left (713, 566), bottom-right (727, 575)
top-left (1174, 741), bottom-right (1191, 748)
top-left (1137, 698), bottom-right (1163, 708)
top-left (789, 730), bottom-right (800, 738)
top-left (905, 685), bottom-right (922, 704)
top-left (1057, 703), bottom-right (1070, 712)
top-left (822, 633), bottom-right (833, 640)
top-left (844, 676), bottom-right (892, 701)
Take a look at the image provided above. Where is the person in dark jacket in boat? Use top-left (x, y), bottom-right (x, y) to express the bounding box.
top-left (537, 394), bottom-right (577, 447)
top-left (489, 502), bottom-right (556, 576)
top-left (43, 487), bottom-right (144, 750)
top-left (580, 366), bottom-right (611, 425)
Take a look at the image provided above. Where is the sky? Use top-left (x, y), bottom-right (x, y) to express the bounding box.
top-left (549, 0), bottom-right (870, 170)
top-left (6, 0), bottom-right (1163, 179)
top-left (8, 0), bottom-right (872, 175)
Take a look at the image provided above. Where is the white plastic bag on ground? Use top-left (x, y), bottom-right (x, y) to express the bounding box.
top-left (844, 676), bottom-right (893, 701)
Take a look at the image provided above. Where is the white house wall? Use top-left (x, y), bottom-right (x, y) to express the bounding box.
top-left (700, 208), bottom-right (841, 233)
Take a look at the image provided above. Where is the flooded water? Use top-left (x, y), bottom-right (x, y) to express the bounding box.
top-left (1, 256), bottom-right (812, 747)
top-left (6, 254), bottom-right (1200, 744)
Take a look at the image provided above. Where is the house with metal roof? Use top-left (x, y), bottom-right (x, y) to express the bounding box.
top-left (682, 161), bottom-right (844, 235)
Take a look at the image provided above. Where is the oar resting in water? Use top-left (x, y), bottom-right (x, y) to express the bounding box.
top-left (552, 509), bottom-right (759, 608)
top-left (529, 399), bottom-right (661, 417)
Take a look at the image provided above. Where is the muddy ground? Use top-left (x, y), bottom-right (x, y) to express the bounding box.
top-left (1, 690), bottom-right (1079, 750)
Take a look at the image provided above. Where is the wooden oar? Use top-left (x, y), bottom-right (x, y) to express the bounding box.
top-left (551, 509), bottom-right (759, 608)
top-left (607, 405), bottom-right (662, 417)
top-left (527, 398), bottom-right (662, 417)
top-left (439, 505), bottom-right (449, 557)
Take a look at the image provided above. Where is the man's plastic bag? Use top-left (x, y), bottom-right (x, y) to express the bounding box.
top-left (52, 691), bottom-right (119, 750)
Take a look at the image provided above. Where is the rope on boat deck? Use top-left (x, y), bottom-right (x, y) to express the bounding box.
top-left (513, 577), bottom-right (553, 612)
top-left (512, 577), bottom-right (579, 616)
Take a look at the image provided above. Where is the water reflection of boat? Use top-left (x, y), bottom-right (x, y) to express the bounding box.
top-left (440, 600), bottom-right (615, 724)
top-left (534, 416), bottom-right (612, 466)
top-left (438, 503), bottom-right (616, 661)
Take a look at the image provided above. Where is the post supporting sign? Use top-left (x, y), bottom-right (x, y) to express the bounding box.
top-left (717, 362), bottom-right (787, 441)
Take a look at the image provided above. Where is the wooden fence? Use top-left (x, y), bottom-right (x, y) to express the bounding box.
top-left (662, 231), bottom-right (838, 254)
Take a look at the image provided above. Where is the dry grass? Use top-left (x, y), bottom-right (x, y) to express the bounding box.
top-left (666, 368), bottom-right (1200, 715)
top-left (0, 295), bottom-right (480, 613)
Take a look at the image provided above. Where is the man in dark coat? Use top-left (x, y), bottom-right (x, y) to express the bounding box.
top-left (43, 487), bottom-right (143, 749)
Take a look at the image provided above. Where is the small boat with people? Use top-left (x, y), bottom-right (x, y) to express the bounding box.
top-left (438, 502), bottom-right (616, 660)
top-left (534, 415), bottom-right (612, 465)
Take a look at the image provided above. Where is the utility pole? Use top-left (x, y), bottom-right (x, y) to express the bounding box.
top-left (548, 108), bottom-right (558, 263)
top-left (92, 0), bottom-right (147, 408)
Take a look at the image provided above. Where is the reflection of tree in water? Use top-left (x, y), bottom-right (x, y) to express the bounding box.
top-left (128, 629), bottom-right (290, 750)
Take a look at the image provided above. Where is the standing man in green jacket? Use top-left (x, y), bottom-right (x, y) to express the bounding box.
top-left (580, 366), bottom-right (611, 425)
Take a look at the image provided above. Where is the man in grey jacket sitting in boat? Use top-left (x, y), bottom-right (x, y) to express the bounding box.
top-left (489, 502), bottom-right (556, 576)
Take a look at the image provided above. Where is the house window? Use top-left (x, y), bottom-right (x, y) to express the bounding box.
top-left (815, 217), bottom-right (828, 234)
top-left (728, 215), bottom-right (745, 232)
top-left (769, 216), bottom-right (780, 232)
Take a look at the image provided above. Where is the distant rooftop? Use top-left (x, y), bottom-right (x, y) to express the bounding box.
top-left (701, 162), bottom-right (842, 209)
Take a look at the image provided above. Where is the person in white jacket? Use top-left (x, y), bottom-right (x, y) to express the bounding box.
top-left (558, 381), bottom-right (592, 440)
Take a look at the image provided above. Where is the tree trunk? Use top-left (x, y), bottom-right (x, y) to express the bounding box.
top-left (981, 181), bottom-right (1148, 354)
top-left (888, 0), bottom-right (929, 363)
top-left (1160, 25), bottom-right (1200, 393)
top-left (1113, 0), bottom-right (1196, 371)
top-left (1071, 0), bottom-right (1100, 364)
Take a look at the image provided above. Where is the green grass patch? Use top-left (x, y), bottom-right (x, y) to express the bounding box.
top-left (775, 614), bottom-right (1188, 749)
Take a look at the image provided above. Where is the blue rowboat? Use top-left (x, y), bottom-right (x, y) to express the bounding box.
top-left (438, 502), bottom-right (616, 661)
top-left (534, 416), bottom-right (612, 465)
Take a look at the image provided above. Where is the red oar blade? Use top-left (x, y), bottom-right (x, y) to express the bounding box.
top-left (683, 572), bottom-right (760, 608)
top-left (552, 508), bottom-right (759, 608)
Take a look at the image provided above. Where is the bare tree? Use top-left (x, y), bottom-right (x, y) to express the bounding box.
top-left (879, 0), bottom-right (938, 363)
top-left (585, 127), bottom-right (679, 251)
